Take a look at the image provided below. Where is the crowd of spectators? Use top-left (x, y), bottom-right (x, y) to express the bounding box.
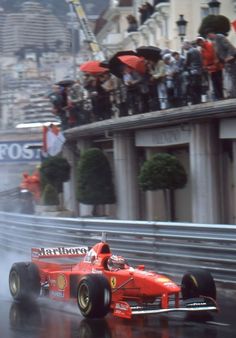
top-left (48, 34), bottom-right (236, 130)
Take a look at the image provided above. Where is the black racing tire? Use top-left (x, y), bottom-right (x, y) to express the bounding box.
top-left (9, 262), bottom-right (41, 302)
top-left (181, 268), bottom-right (216, 300)
top-left (77, 274), bottom-right (111, 319)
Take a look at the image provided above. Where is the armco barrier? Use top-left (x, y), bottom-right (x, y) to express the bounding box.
top-left (0, 211), bottom-right (235, 287)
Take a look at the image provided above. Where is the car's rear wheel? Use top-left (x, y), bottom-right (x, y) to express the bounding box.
top-left (181, 268), bottom-right (216, 300)
top-left (9, 262), bottom-right (41, 302)
top-left (77, 274), bottom-right (111, 318)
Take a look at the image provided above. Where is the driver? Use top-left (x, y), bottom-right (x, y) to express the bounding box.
top-left (107, 255), bottom-right (126, 271)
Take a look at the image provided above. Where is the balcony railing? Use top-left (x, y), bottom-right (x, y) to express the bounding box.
top-left (48, 81), bottom-right (227, 131)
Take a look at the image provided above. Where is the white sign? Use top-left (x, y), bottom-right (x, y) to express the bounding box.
top-left (135, 126), bottom-right (191, 147)
top-left (0, 141), bottom-right (41, 162)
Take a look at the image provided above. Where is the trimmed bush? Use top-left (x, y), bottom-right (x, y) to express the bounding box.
top-left (40, 156), bottom-right (71, 193)
top-left (42, 183), bottom-right (59, 206)
top-left (77, 148), bottom-right (116, 212)
top-left (138, 153), bottom-right (187, 191)
top-left (198, 15), bottom-right (231, 37)
top-left (138, 153), bottom-right (187, 221)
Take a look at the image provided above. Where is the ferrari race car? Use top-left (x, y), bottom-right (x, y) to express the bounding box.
top-left (9, 239), bottom-right (218, 319)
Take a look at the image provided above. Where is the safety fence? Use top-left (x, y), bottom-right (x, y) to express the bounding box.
top-left (0, 211), bottom-right (235, 287)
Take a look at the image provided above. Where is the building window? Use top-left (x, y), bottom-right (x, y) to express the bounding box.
top-left (201, 7), bottom-right (209, 19)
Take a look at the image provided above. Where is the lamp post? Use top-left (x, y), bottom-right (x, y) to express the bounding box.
top-left (176, 14), bottom-right (188, 53)
top-left (208, 0), bottom-right (221, 15)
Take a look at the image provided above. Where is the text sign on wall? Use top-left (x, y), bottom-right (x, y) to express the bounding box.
top-left (135, 126), bottom-right (191, 147)
top-left (0, 141), bottom-right (41, 162)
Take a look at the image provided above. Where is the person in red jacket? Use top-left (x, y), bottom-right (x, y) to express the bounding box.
top-left (196, 37), bottom-right (224, 100)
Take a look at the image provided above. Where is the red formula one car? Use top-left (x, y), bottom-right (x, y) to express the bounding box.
top-left (9, 239), bottom-right (218, 319)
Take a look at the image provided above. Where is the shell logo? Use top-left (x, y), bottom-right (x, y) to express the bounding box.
top-left (57, 274), bottom-right (67, 290)
top-left (110, 277), bottom-right (116, 288)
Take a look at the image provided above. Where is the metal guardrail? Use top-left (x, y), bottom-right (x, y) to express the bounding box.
top-left (0, 211), bottom-right (235, 287)
top-left (0, 187), bottom-right (20, 198)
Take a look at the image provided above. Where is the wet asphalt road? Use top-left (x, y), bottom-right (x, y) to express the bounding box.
top-left (0, 290), bottom-right (235, 338)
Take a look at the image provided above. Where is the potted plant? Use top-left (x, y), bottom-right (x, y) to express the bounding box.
top-left (138, 153), bottom-right (187, 221)
top-left (76, 148), bottom-right (116, 216)
top-left (41, 183), bottom-right (59, 211)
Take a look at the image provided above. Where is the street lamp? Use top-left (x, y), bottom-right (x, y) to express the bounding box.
top-left (208, 0), bottom-right (221, 15)
top-left (176, 14), bottom-right (188, 43)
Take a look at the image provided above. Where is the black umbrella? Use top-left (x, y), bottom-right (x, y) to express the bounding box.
top-left (99, 60), bottom-right (110, 69)
top-left (107, 50), bottom-right (138, 78)
top-left (55, 79), bottom-right (75, 87)
top-left (136, 46), bottom-right (162, 62)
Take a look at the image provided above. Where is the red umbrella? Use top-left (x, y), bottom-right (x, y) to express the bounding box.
top-left (117, 55), bottom-right (146, 74)
top-left (80, 60), bottom-right (108, 74)
top-left (106, 50), bottom-right (138, 78)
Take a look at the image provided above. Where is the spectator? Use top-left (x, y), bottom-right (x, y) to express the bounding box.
top-left (207, 31), bottom-right (236, 98)
top-left (163, 53), bottom-right (176, 108)
top-left (196, 37), bottom-right (224, 101)
top-left (138, 5), bottom-right (148, 25)
top-left (126, 15), bottom-right (138, 32)
top-left (139, 2), bottom-right (154, 25)
top-left (99, 72), bottom-right (118, 119)
top-left (48, 85), bottom-right (68, 129)
top-left (83, 74), bottom-right (105, 121)
top-left (116, 80), bottom-right (129, 117)
top-left (172, 51), bottom-right (186, 106)
top-left (183, 40), bottom-right (203, 105)
top-left (67, 81), bottom-right (89, 126)
top-left (122, 65), bottom-right (142, 115)
top-left (145, 2), bottom-right (154, 17)
top-left (148, 58), bottom-right (168, 110)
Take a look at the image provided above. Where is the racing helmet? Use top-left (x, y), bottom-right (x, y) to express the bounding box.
top-left (107, 255), bottom-right (126, 271)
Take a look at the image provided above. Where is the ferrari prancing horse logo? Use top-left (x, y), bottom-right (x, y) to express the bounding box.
top-left (110, 277), bottom-right (116, 288)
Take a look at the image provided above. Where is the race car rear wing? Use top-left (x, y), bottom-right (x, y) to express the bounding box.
top-left (31, 246), bottom-right (89, 260)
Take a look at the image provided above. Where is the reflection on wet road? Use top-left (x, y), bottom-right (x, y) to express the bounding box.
top-left (0, 291), bottom-right (235, 338)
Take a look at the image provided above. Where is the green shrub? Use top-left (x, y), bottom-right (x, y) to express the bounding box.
top-left (138, 153), bottom-right (187, 191)
top-left (77, 148), bottom-right (116, 209)
top-left (42, 183), bottom-right (59, 206)
top-left (138, 153), bottom-right (187, 221)
top-left (198, 15), bottom-right (231, 37)
top-left (40, 156), bottom-right (71, 193)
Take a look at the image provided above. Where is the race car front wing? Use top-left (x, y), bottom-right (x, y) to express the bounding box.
top-left (113, 297), bottom-right (218, 319)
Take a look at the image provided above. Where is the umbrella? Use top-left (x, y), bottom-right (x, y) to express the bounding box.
top-left (99, 59), bottom-right (110, 69)
top-left (80, 60), bottom-right (108, 74)
top-left (118, 55), bottom-right (146, 74)
top-left (136, 46), bottom-right (162, 62)
top-left (56, 79), bottom-right (75, 87)
top-left (106, 50), bottom-right (138, 78)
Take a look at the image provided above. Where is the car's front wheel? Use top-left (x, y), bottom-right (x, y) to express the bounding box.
top-left (9, 262), bottom-right (41, 302)
top-left (77, 274), bottom-right (111, 318)
top-left (181, 268), bottom-right (216, 300)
